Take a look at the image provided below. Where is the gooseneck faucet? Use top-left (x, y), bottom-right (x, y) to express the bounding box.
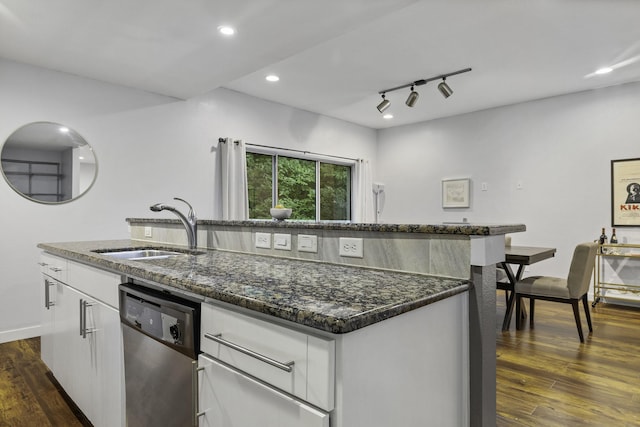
top-left (150, 197), bottom-right (197, 249)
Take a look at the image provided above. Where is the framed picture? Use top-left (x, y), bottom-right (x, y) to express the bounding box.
top-left (611, 158), bottom-right (640, 227)
top-left (442, 178), bottom-right (470, 208)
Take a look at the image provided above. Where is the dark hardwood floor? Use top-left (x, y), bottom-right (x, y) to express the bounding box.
top-left (0, 337), bottom-right (88, 427)
top-left (1, 295), bottom-right (639, 426)
top-left (497, 293), bottom-right (640, 426)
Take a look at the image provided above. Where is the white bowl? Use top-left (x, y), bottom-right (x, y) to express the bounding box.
top-left (270, 208), bottom-right (292, 220)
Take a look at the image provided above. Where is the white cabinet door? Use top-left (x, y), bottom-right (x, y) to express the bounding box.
top-left (198, 354), bottom-right (329, 427)
top-left (89, 302), bottom-right (125, 427)
top-left (52, 283), bottom-right (94, 420)
top-left (41, 276), bottom-right (57, 370)
top-left (51, 282), bottom-right (125, 427)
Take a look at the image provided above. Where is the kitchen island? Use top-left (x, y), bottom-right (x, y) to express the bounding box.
top-left (39, 221), bottom-right (525, 426)
top-left (38, 239), bottom-right (469, 334)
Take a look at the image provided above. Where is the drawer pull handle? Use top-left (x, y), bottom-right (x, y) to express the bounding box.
top-left (204, 333), bottom-right (294, 373)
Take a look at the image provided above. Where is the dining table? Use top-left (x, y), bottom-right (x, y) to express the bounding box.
top-left (499, 245), bottom-right (557, 331)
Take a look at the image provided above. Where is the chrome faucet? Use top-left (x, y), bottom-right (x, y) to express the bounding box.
top-left (150, 197), bottom-right (197, 250)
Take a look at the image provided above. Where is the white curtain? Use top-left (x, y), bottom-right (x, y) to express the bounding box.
top-left (220, 138), bottom-right (249, 220)
top-left (353, 159), bottom-right (375, 223)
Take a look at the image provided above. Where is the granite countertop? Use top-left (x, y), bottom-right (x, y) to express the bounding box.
top-left (38, 239), bottom-right (470, 334)
top-left (126, 218), bottom-right (526, 236)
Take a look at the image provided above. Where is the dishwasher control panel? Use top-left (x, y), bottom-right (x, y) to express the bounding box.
top-left (122, 295), bottom-right (184, 345)
top-left (119, 283), bottom-right (200, 357)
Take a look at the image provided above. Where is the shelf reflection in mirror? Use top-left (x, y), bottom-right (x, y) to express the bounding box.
top-left (1, 122), bottom-right (97, 204)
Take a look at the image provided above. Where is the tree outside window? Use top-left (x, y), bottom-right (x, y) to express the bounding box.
top-left (246, 152), bottom-right (351, 221)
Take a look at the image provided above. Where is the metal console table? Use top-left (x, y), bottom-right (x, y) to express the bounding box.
top-left (593, 243), bottom-right (640, 307)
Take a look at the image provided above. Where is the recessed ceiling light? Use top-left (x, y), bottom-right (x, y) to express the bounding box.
top-left (595, 67), bottom-right (613, 75)
top-left (383, 113), bottom-right (393, 119)
top-left (218, 25), bottom-right (235, 36)
top-left (265, 75), bottom-right (280, 82)
top-left (59, 127), bottom-right (69, 133)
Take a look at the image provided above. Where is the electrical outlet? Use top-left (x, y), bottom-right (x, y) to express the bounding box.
top-left (481, 182), bottom-right (488, 191)
top-left (144, 226), bottom-right (152, 238)
top-left (297, 234), bottom-right (318, 253)
top-left (255, 232), bottom-right (271, 249)
top-left (339, 237), bottom-right (363, 258)
top-left (274, 233), bottom-right (291, 251)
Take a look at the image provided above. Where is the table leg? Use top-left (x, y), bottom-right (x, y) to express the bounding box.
top-left (501, 263), bottom-right (527, 331)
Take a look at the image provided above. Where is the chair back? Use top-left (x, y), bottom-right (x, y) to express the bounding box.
top-left (566, 242), bottom-right (598, 298)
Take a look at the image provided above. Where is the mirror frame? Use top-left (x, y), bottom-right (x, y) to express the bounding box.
top-left (1, 121), bottom-right (98, 204)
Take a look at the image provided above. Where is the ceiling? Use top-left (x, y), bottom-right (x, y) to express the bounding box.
top-left (1, 0), bottom-right (640, 130)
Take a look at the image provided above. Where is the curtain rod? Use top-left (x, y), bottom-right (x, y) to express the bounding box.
top-left (219, 138), bottom-right (361, 162)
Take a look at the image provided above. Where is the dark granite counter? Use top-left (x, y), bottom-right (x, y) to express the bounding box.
top-left (126, 218), bottom-right (526, 236)
top-left (38, 239), bottom-right (469, 334)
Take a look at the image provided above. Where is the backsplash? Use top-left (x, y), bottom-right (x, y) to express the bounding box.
top-left (127, 219), bottom-right (525, 279)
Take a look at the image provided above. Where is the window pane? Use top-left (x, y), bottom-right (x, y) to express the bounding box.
top-left (278, 156), bottom-right (316, 220)
top-left (247, 152), bottom-right (273, 219)
top-left (320, 163), bottom-right (350, 221)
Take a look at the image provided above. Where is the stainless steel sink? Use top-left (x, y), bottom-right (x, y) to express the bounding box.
top-left (97, 249), bottom-right (186, 261)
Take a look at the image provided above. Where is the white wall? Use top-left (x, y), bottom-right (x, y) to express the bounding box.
top-left (0, 59), bottom-right (376, 342)
top-left (4, 55), bottom-right (638, 340)
top-left (377, 82), bottom-right (640, 277)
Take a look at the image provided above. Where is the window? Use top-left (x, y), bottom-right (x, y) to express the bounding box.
top-left (247, 151), bottom-right (352, 221)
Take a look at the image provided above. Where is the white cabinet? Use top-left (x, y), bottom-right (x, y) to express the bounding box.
top-left (92, 300), bottom-right (124, 427)
top-left (40, 253), bottom-right (125, 427)
top-left (198, 304), bottom-right (334, 427)
top-left (200, 303), bottom-right (335, 411)
top-left (40, 276), bottom-right (57, 370)
top-left (52, 284), bottom-right (93, 419)
top-left (198, 353), bottom-right (330, 427)
top-left (40, 252), bottom-right (67, 370)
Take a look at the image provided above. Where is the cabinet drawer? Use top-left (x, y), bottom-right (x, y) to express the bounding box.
top-left (201, 303), bottom-right (335, 411)
top-left (40, 252), bottom-right (67, 283)
top-left (67, 261), bottom-right (121, 308)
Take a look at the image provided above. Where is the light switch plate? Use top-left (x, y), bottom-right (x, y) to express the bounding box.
top-left (255, 232), bottom-right (271, 249)
top-left (297, 234), bottom-right (318, 253)
top-left (339, 237), bottom-right (364, 258)
top-left (274, 233), bottom-right (292, 251)
top-left (144, 226), bottom-right (152, 238)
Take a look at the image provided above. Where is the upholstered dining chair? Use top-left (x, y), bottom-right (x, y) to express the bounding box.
top-left (514, 242), bottom-right (598, 342)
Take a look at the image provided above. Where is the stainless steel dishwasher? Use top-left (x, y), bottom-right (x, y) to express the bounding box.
top-left (119, 283), bottom-right (201, 427)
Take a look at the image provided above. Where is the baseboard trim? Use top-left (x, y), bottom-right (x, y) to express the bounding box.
top-left (0, 325), bottom-right (41, 344)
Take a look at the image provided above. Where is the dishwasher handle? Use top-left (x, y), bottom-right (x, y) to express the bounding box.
top-left (204, 333), bottom-right (294, 373)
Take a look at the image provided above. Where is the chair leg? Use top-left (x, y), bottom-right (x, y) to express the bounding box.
top-left (516, 295), bottom-right (522, 330)
top-left (529, 298), bottom-right (535, 328)
top-left (571, 299), bottom-right (585, 343)
top-left (582, 294), bottom-right (593, 333)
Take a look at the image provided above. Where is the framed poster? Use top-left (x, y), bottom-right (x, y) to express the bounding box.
top-left (611, 158), bottom-right (640, 227)
top-left (442, 178), bottom-right (470, 208)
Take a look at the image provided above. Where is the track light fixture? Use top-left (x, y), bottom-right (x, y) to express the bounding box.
top-left (438, 78), bottom-right (453, 98)
top-left (377, 93), bottom-right (390, 113)
top-left (405, 86), bottom-right (419, 107)
top-left (376, 67), bottom-right (471, 114)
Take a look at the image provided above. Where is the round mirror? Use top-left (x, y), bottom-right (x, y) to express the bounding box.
top-left (1, 122), bottom-right (97, 204)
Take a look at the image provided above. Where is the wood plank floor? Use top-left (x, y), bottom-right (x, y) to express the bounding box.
top-left (0, 338), bottom-right (88, 427)
top-left (497, 292), bottom-right (640, 426)
top-left (1, 297), bottom-right (639, 426)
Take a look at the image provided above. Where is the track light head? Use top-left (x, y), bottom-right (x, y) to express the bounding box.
top-left (405, 86), bottom-right (419, 107)
top-left (377, 94), bottom-right (390, 113)
top-left (438, 78), bottom-right (453, 98)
